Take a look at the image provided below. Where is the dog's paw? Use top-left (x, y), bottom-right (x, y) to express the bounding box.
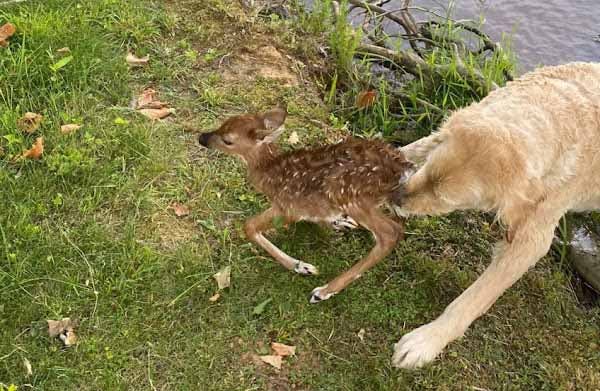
top-left (392, 322), bottom-right (449, 369)
top-left (309, 285), bottom-right (334, 303)
top-left (331, 215), bottom-right (359, 231)
top-left (294, 261), bottom-right (318, 276)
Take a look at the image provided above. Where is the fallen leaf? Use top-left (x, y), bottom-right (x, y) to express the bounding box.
top-left (213, 265), bottom-right (231, 290)
top-left (271, 342), bottom-right (296, 357)
top-left (126, 52), bottom-right (149, 67)
top-left (0, 23), bottom-right (16, 48)
top-left (252, 298), bottom-right (272, 315)
top-left (47, 317), bottom-right (77, 347)
top-left (50, 56), bottom-right (73, 72)
top-left (56, 47), bottom-right (70, 54)
top-left (171, 202), bottom-right (189, 217)
top-left (60, 124), bottom-right (81, 134)
top-left (21, 137), bottom-right (44, 160)
top-left (356, 90), bottom-right (377, 109)
top-left (357, 328), bottom-right (366, 342)
top-left (47, 318), bottom-right (73, 337)
top-left (136, 88), bottom-right (157, 108)
top-left (260, 355), bottom-right (282, 369)
top-left (17, 112), bottom-right (43, 133)
top-left (208, 292), bottom-right (220, 302)
top-left (287, 131), bottom-right (299, 145)
top-left (138, 107), bottom-right (175, 120)
top-left (23, 358), bottom-right (32, 377)
top-left (59, 328), bottom-right (78, 347)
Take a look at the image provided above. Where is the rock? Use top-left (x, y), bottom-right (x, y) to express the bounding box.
top-left (569, 226), bottom-right (600, 293)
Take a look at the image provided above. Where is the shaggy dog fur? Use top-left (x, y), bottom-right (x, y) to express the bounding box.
top-left (392, 62), bottom-right (600, 368)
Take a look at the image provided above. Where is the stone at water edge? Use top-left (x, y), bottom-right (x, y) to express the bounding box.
top-left (569, 226), bottom-right (600, 293)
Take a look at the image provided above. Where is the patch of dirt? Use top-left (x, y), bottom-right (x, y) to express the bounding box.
top-left (152, 211), bottom-right (197, 249)
top-left (223, 45), bottom-right (300, 87)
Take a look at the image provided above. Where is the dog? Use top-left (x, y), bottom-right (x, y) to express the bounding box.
top-left (198, 108), bottom-right (413, 302)
top-left (392, 62), bottom-right (600, 368)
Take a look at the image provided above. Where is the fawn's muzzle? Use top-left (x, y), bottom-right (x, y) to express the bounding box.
top-left (198, 132), bottom-right (212, 147)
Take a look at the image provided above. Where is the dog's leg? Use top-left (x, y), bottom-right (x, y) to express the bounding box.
top-left (392, 203), bottom-right (565, 369)
top-left (245, 208), bottom-right (318, 275)
top-left (310, 208), bottom-right (402, 303)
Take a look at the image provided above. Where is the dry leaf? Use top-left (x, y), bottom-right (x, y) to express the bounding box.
top-left (138, 107), bottom-right (175, 120)
top-left (57, 47), bottom-right (71, 54)
top-left (208, 292), bottom-right (220, 302)
top-left (17, 112), bottom-right (43, 133)
top-left (287, 131), bottom-right (299, 145)
top-left (21, 137), bottom-right (44, 160)
top-left (0, 23), bottom-right (16, 48)
top-left (271, 342), bottom-right (296, 357)
top-left (357, 328), bottom-right (366, 342)
top-left (260, 355), bottom-right (282, 369)
top-left (136, 88), bottom-right (157, 108)
top-left (47, 317), bottom-right (77, 347)
top-left (48, 318), bottom-right (73, 337)
top-left (60, 328), bottom-right (78, 347)
top-left (213, 265), bottom-right (231, 290)
top-left (356, 90), bottom-right (377, 109)
top-left (126, 52), bottom-right (149, 67)
top-left (171, 202), bottom-right (189, 217)
top-left (60, 124), bottom-right (82, 134)
top-left (136, 88), bottom-right (167, 110)
top-left (23, 358), bottom-right (32, 377)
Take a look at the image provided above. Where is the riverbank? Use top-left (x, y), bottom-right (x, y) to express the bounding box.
top-left (0, 1), bottom-right (598, 389)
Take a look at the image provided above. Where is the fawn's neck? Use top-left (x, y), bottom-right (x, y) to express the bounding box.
top-left (246, 143), bottom-right (282, 195)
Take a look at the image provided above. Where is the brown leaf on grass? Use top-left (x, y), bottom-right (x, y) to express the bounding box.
top-left (138, 107), bottom-right (175, 120)
top-left (56, 47), bottom-right (71, 54)
top-left (208, 292), bottom-right (220, 302)
top-left (135, 88), bottom-right (168, 109)
top-left (0, 23), bottom-right (16, 48)
top-left (271, 342), bottom-right (296, 357)
top-left (213, 265), bottom-right (231, 290)
top-left (355, 90), bottom-right (377, 109)
top-left (126, 52), bottom-right (149, 67)
top-left (17, 112), bottom-right (43, 133)
top-left (47, 317), bottom-right (78, 347)
top-left (260, 355), bottom-right (282, 369)
top-left (60, 124), bottom-right (81, 134)
top-left (21, 137), bottom-right (44, 160)
top-left (171, 202), bottom-right (189, 217)
top-left (136, 88), bottom-right (157, 108)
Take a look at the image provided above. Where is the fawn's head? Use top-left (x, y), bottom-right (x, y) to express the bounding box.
top-left (198, 107), bottom-right (287, 163)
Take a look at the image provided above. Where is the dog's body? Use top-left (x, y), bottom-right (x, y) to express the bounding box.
top-left (199, 109), bottom-right (412, 302)
top-left (393, 62), bottom-right (600, 368)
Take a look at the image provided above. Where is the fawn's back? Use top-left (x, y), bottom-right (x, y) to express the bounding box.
top-left (250, 138), bottom-right (411, 220)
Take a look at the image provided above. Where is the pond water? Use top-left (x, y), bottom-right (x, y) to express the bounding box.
top-left (304, 0), bottom-right (600, 72)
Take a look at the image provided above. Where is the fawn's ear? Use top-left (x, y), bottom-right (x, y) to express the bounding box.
top-left (257, 107), bottom-right (287, 143)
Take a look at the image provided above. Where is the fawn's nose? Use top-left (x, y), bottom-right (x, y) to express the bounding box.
top-left (198, 133), bottom-right (211, 147)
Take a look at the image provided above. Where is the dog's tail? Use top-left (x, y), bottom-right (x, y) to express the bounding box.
top-left (399, 131), bottom-right (447, 165)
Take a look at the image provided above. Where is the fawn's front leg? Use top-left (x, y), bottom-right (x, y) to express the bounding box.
top-left (244, 207), bottom-right (318, 275)
top-left (310, 207), bottom-right (403, 303)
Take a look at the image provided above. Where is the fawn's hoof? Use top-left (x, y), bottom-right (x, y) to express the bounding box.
top-left (294, 261), bottom-right (318, 275)
top-left (331, 215), bottom-right (359, 231)
top-left (309, 285), bottom-right (334, 303)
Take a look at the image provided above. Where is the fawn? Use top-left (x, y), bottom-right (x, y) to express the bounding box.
top-left (199, 107), bottom-right (412, 302)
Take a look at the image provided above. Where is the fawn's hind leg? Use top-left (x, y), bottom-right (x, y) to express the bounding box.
top-left (310, 206), bottom-right (403, 303)
top-left (244, 207), bottom-right (318, 275)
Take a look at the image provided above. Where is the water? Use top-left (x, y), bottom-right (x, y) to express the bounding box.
top-left (305, 0), bottom-right (600, 71)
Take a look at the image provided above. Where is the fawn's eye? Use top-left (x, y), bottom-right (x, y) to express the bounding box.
top-left (222, 138), bottom-right (233, 146)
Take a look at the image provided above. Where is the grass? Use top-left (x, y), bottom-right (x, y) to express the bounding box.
top-left (0, 0), bottom-right (599, 390)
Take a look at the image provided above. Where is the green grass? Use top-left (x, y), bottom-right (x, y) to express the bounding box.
top-left (0, 0), bottom-right (599, 390)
